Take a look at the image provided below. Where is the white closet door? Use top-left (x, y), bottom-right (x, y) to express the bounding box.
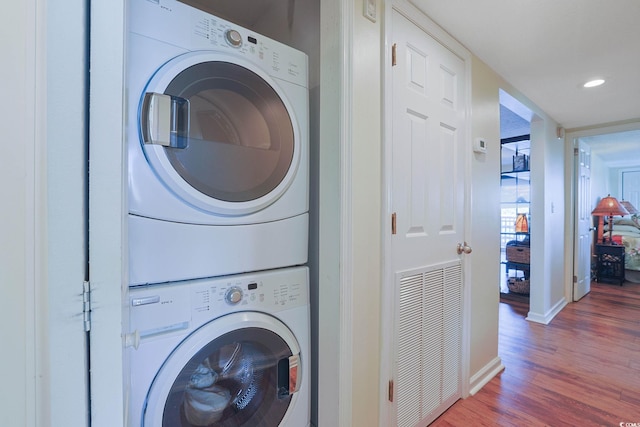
top-left (390, 8), bottom-right (467, 426)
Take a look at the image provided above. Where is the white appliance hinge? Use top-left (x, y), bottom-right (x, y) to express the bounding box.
top-left (83, 280), bottom-right (91, 332)
top-left (392, 43), bottom-right (397, 66)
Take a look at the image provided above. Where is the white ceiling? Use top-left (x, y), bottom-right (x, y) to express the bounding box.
top-left (189, 0), bottom-right (640, 167)
top-left (581, 130), bottom-right (640, 168)
top-left (411, 0), bottom-right (640, 167)
top-left (411, 0), bottom-right (640, 131)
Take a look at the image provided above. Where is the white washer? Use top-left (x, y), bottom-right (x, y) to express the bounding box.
top-left (127, 266), bottom-right (310, 427)
top-left (126, 0), bottom-right (309, 285)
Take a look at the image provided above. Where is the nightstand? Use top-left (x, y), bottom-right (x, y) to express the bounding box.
top-left (595, 244), bottom-right (625, 285)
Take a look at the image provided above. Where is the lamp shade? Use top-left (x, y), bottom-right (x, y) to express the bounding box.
top-left (591, 195), bottom-right (629, 217)
top-left (620, 200), bottom-right (639, 215)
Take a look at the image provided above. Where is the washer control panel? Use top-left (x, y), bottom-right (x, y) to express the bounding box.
top-left (193, 274), bottom-right (305, 312)
top-left (190, 267), bottom-right (308, 322)
top-left (129, 267), bottom-right (308, 337)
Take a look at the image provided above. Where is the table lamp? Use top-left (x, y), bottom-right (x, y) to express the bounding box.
top-left (591, 195), bottom-right (629, 244)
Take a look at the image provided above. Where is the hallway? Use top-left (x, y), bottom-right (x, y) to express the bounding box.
top-left (433, 280), bottom-right (640, 426)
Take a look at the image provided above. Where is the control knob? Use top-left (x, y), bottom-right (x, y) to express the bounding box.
top-left (225, 286), bottom-right (243, 305)
top-left (225, 29), bottom-right (242, 47)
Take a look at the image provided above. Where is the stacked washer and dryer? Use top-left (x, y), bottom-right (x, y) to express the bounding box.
top-left (125, 1), bottom-right (310, 426)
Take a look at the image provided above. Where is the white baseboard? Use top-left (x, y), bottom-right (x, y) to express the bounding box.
top-left (468, 356), bottom-right (505, 396)
top-left (526, 297), bottom-right (568, 325)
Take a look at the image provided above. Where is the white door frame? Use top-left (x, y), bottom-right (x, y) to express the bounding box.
top-left (316, 0), bottom-right (354, 426)
top-left (564, 120), bottom-right (640, 303)
top-left (88, 1), bottom-right (128, 426)
top-left (380, 0), bottom-right (473, 424)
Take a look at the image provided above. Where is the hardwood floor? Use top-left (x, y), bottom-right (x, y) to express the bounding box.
top-left (432, 280), bottom-right (640, 426)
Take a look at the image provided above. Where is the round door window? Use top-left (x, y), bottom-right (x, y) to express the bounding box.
top-left (139, 53), bottom-right (299, 214)
top-left (148, 327), bottom-right (298, 427)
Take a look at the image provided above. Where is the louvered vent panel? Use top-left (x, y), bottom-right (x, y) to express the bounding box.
top-left (442, 264), bottom-right (462, 401)
top-left (397, 273), bottom-right (424, 427)
top-left (396, 262), bottom-right (462, 427)
top-left (422, 269), bottom-right (443, 418)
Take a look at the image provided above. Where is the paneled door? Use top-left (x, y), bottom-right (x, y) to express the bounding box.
top-left (390, 8), bottom-right (468, 427)
top-left (573, 140), bottom-right (592, 301)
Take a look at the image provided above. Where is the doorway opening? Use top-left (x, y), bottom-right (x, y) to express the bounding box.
top-left (572, 128), bottom-right (640, 293)
top-left (499, 90), bottom-right (532, 303)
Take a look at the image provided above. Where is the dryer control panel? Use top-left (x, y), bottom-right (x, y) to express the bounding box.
top-left (129, 0), bottom-right (308, 88)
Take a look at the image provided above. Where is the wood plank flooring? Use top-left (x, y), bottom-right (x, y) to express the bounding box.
top-left (432, 280), bottom-right (640, 426)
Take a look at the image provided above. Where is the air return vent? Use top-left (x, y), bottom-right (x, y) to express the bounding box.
top-left (395, 261), bottom-right (462, 427)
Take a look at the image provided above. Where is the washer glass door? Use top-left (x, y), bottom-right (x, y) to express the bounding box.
top-left (145, 325), bottom-right (301, 427)
top-left (140, 54), bottom-right (297, 214)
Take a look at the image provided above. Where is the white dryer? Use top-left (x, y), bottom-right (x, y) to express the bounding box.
top-left (127, 266), bottom-right (310, 427)
top-left (126, 0), bottom-right (309, 285)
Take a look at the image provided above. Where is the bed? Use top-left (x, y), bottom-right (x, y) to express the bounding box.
top-left (604, 215), bottom-right (640, 283)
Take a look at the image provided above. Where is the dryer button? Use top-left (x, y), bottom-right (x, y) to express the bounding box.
top-left (225, 287), bottom-right (243, 305)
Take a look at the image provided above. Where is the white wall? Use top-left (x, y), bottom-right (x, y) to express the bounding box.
top-left (0, 3), bottom-right (40, 425)
top-left (317, 0), bottom-right (343, 424)
top-left (533, 118), bottom-right (567, 318)
top-left (591, 155), bottom-right (610, 208)
top-left (467, 57), bottom-right (566, 325)
top-left (1, 1), bottom-right (89, 426)
top-left (609, 166), bottom-right (640, 201)
top-left (467, 57), bottom-right (503, 382)
top-left (349, 0), bottom-right (382, 424)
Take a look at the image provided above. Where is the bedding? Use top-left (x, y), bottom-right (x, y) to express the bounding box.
top-left (604, 215), bottom-right (640, 273)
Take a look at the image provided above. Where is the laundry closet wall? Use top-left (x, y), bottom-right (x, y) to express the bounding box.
top-left (1, 1), bottom-right (88, 426)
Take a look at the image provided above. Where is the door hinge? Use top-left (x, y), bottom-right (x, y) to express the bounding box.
top-left (388, 379), bottom-right (394, 402)
top-left (391, 212), bottom-right (397, 235)
top-left (83, 280), bottom-right (91, 332)
top-left (573, 275), bottom-right (578, 283)
top-left (392, 43), bottom-right (397, 66)
top-left (574, 147), bottom-right (579, 156)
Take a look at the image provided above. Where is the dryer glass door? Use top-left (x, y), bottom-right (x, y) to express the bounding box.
top-left (141, 61), bottom-right (295, 204)
top-left (154, 327), bottom-right (299, 427)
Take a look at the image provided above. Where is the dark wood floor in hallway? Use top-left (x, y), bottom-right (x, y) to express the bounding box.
top-left (432, 280), bottom-right (640, 427)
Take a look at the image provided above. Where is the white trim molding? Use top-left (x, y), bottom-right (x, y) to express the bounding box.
top-left (339, 0), bottom-right (354, 424)
top-left (526, 297), bottom-right (568, 325)
top-left (469, 357), bottom-right (505, 396)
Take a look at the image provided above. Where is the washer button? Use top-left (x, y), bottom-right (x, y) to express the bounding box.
top-left (225, 29), bottom-right (242, 47)
top-left (225, 286), bottom-right (243, 305)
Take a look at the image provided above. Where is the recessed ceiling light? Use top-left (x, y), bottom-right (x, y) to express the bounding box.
top-left (583, 79), bottom-right (605, 88)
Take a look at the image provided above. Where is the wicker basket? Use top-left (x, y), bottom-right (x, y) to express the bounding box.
top-left (506, 243), bottom-right (530, 264)
top-left (507, 278), bottom-right (530, 294)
